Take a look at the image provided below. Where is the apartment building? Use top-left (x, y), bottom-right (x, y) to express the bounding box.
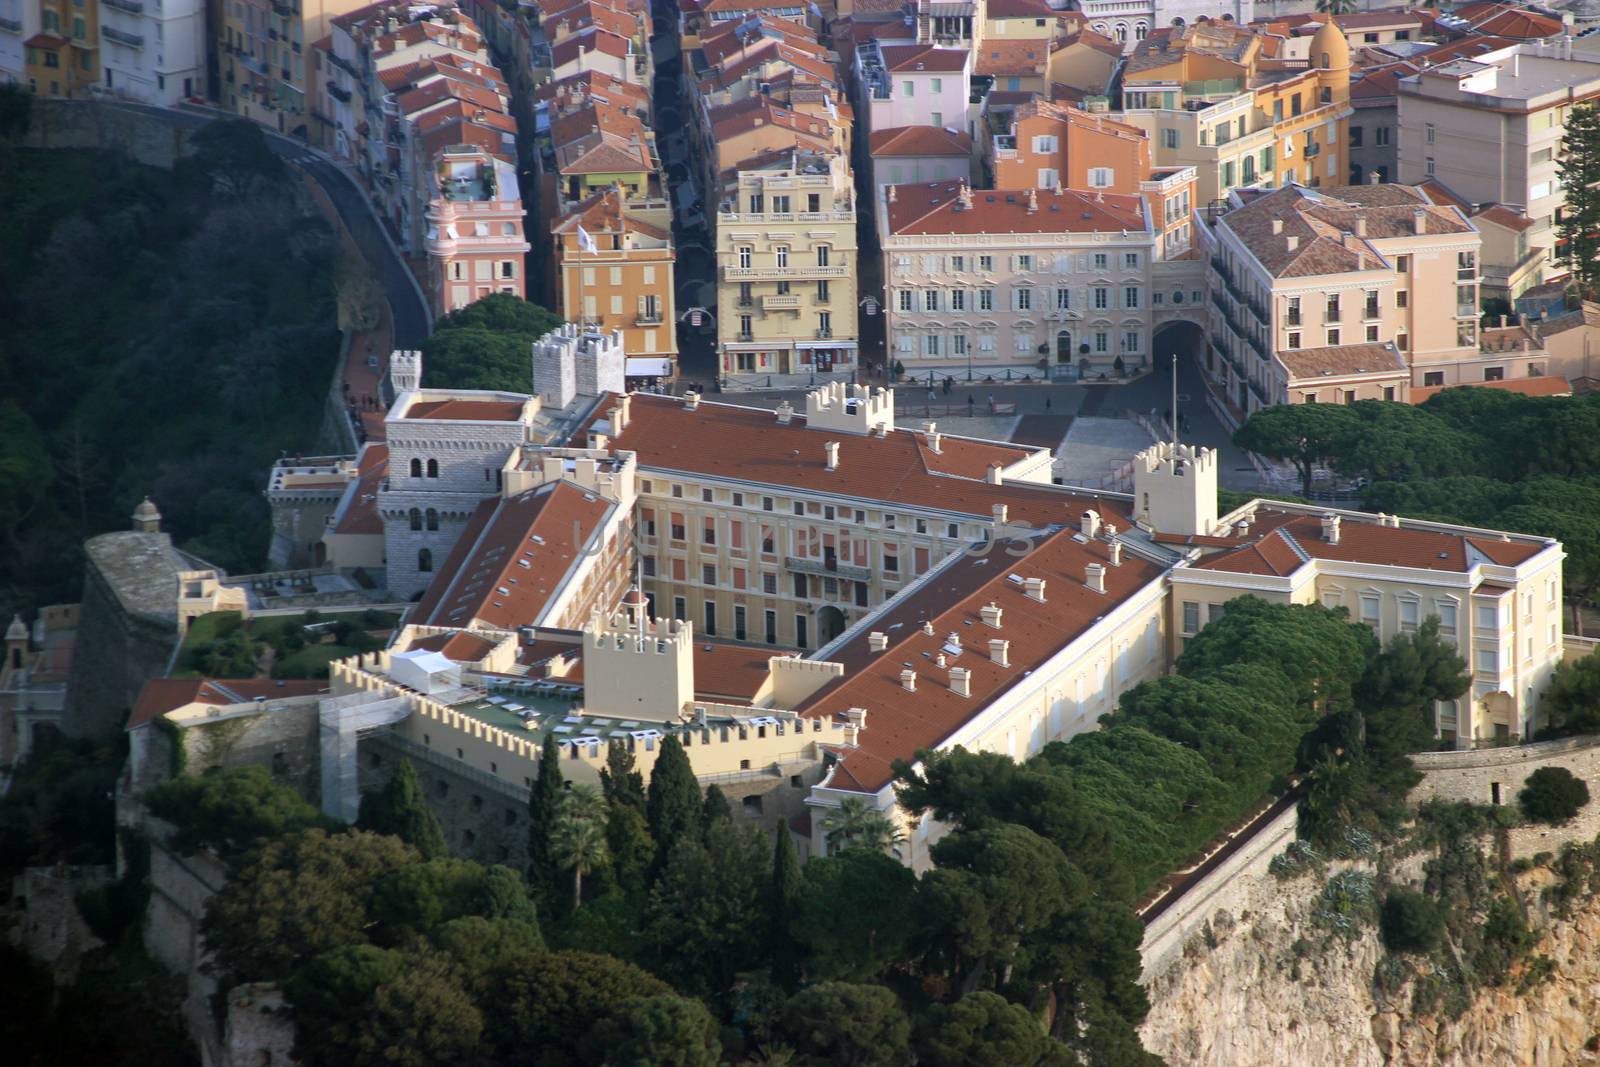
top-left (550, 185), bottom-right (678, 383)
top-left (1116, 19), bottom-right (1353, 207)
top-left (219, 0), bottom-right (373, 135)
top-left (423, 144), bottom-right (531, 318)
top-left (1200, 182), bottom-right (1495, 417)
top-left (989, 98), bottom-right (1149, 193)
top-left (884, 180), bottom-right (1158, 374)
top-left (1396, 38), bottom-right (1600, 300)
top-left (21, 0), bottom-right (97, 96)
top-left (96, 0), bottom-right (204, 102)
top-left (866, 124), bottom-right (972, 234)
top-left (0, 0), bottom-right (25, 86)
top-left (715, 151), bottom-right (859, 378)
top-left (855, 40), bottom-right (972, 136)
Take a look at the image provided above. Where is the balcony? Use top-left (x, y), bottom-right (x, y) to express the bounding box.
top-left (0, 15), bottom-right (21, 31)
top-left (1457, 304), bottom-right (1478, 319)
top-left (635, 308), bottom-right (664, 325)
top-left (815, 329), bottom-right (833, 339)
top-left (723, 264), bottom-right (848, 281)
top-left (102, 0), bottom-right (144, 12)
top-left (762, 294), bottom-right (800, 310)
top-left (103, 26), bottom-right (145, 47)
top-left (785, 556), bottom-right (871, 582)
top-left (736, 331), bottom-right (755, 342)
top-left (326, 80), bottom-right (351, 104)
top-left (1286, 312), bottom-right (1301, 327)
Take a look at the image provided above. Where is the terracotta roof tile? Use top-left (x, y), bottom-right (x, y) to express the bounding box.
top-left (404, 399), bottom-right (527, 421)
top-left (1278, 342), bottom-right (1408, 382)
top-left (1192, 511), bottom-right (1546, 576)
top-left (407, 630), bottom-right (500, 661)
top-left (887, 181), bottom-right (1145, 237)
top-left (880, 43), bottom-right (970, 73)
top-left (975, 39), bottom-right (1048, 76)
top-left (868, 125), bottom-right (973, 157)
top-left (333, 443), bottom-right (388, 536)
top-left (128, 678), bottom-right (329, 730)
top-left (1410, 376), bottom-right (1572, 403)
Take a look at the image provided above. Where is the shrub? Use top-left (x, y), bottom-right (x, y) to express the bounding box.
top-left (1379, 888), bottom-right (1444, 953)
top-left (1520, 767), bottom-right (1590, 825)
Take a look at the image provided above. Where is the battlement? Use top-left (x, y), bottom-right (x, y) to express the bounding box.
top-left (532, 324), bottom-right (626, 410)
top-left (764, 656), bottom-right (846, 709)
top-left (582, 611), bottom-right (694, 722)
top-left (1134, 442), bottom-right (1218, 537)
top-left (508, 446), bottom-right (638, 507)
top-left (390, 349), bottom-right (423, 395)
top-left (803, 381), bottom-right (895, 437)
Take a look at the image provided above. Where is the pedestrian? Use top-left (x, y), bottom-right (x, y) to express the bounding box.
top-left (1045, 396), bottom-right (1052, 412)
top-left (928, 387), bottom-right (936, 401)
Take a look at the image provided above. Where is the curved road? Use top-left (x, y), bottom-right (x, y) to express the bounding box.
top-left (107, 102), bottom-right (431, 348)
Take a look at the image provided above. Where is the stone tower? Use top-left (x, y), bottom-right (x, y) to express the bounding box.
top-left (390, 349), bottom-right (423, 395)
top-left (582, 610), bottom-right (694, 723)
top-left (1133, 442), bottom-right (1218, 537)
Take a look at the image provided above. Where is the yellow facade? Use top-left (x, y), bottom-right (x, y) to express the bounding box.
top-left (25, 0), bottom-right (97, 96)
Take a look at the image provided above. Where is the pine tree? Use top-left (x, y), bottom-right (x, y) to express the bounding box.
top-left (357, 757), bottom-right (447, 859)
top-left (769, 826), bottom-right (803, 990)
top-left (645, 736), bottom-right (702, 874)
top-left (701, 784), bottom-right (733, 836)
top-left (600, 739), bottom-right (646, 812)
top-left (1558, 102), bottom-right (1600, 299)
top-left (527, 734), bottom-right (565, 901)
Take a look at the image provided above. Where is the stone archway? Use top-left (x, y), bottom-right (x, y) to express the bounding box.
top-left (817, 606), bottom-right (847, 645)
top-left (1153, 319), bottom-right (1206, 373)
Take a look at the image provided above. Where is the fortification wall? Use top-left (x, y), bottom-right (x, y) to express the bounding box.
top-left (22, 98), bottom-right (196, 167)
top-left (1414, 735), bottom-right (1600, 860)
top-left (66, 553), bottom-right (178, 739)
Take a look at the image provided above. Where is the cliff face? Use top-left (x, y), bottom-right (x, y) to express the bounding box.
top-left (1141, 859), bottom-right (1600, 1067)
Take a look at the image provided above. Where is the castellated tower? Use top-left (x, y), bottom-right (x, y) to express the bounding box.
top-left (1133, 442), bottom-right (1218, 536)
top-left (389, 350), bottom-right (423, 396)
top-left (532, 325), bottom-right (627, 410)
top-left (582, 610), bottom-right (694, 723)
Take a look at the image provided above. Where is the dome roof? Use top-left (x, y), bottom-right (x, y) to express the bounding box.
top-left (132, 496), bottom-right (161, 523)
top-left (6, 614), bottom-right (26, 642)
top-left (622, 587), bottom-right (649, 607)
top-left (1312, 18), bottom-right (1351, 70)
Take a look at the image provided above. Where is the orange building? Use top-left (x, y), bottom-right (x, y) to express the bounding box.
top-left (991, 99), bottom-right (1150, 193)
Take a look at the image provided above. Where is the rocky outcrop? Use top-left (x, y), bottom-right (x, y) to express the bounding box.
top-left (1142, 854), bottom-right (1600, 1067)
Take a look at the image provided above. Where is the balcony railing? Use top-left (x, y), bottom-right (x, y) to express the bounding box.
top-left (762, 294), bottom-right (800, 310)
top-left (0, 15), bottom-right (21, 31)
top-left (102, 0), bottom-right (144, 12)
top-left (815, 329), bottom-right (833, 339)
top-left (785, 556), bottom-right (871, 582)
top-left (1457, 304), bottom-right (1478, 319)
top-left (723, 264), bottom-right (848, 281)
top-left (635, 309), bottom-right (664, 325)
top-left (103, 26), bottom-right (145, 47)
top-left (736, 331), bottom-right (755, 342)
top-left (326, 81), bottom-right (351, 103)
top-left (1286, 312), bottom-right (1301, 326)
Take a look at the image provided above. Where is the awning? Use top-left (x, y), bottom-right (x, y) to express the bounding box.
top-left (794, 340), bottom-right (860, 350)
top-left (626, 357), bottom-right (674, 377)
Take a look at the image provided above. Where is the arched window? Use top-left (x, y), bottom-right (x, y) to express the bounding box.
top-left (1135, 22), bottom-right (1148, 41)
top-left (409, 457), bottom-right (422, 478)
top-left (408, 508), bottom-right (421, 531)
top-left (1321, 87), bottom-right (1332, 104)
top-left (426, 458), bottom-right (439, 478)
top-left (426, 508), bottom-right (439, 531)
top-left (1171, 16), bottom-right (1185, 27)
top-left (1320, 52), bottom-right (1330, 69)
top-left (418, 548), bottom-right (433, 573)
top-left (1115, 21), bottom-right (1127, 43)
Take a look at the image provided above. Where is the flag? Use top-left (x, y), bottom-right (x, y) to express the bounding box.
top-left (576, 224), bottom-right (598, 254)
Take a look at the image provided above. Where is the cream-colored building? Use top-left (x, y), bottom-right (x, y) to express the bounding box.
top-left (1396, 39), bottom-right (1600, 299)
top-left (1201, 181), bottom-right (1500, 416)
top-left (715, 151), bottom-right (860, 379)
top-left (884, 179), bottom-right (1158, 374)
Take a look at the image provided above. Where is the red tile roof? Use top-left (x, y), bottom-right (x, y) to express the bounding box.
top-left (408, 630), bottom-right (501, 662)
top-left (692, 642), bottom-right (777, 702)
top-left (129, 678), bottom-right (328, 730)
top-left (404, 399), bottom-right (527, 421)
top-left (975, 39), bottom-right (1049, 77)
top-left (1410, 376), bottom-right (1572, 403)
top-left (1191, 510), bottom-right (1547, 576)
top-left (334, 443), bottom-right (388, 536)
top-left (796, 525), bottom-right (1164, 792)
top-left (880, 43), bottom-right (970, 73)
top-left (551, 27), bottom-right (632, 67)
top-left (411, 481), bottom-right (614, 630)
top-left (868, 125), bottom-right (973, 157)
top-left (887, 181), bottom-right (1145, 237)
top-left (1453, 3), bottom-right (1563, 39)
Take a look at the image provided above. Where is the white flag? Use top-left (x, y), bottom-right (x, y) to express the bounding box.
top-left (576, 224), bottom-right (598, 254)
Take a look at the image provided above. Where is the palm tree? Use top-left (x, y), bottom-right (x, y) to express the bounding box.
top-left (1315, 0), bottom-right (1358, 14)
top-left (822, 797), bottom-right (904, 855)
top-left (561, 782), bottom-right (607, 824)
top-left (553, 811), bottom-right (609, 905)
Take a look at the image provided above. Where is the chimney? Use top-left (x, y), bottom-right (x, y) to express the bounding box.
top-left (922, 620), bottom-right (936, 635)
top-left (945, 631), bottom-right (961, 651)
top-left (1369, 170), bottom-right (1381, 185)
top-left (949, 667), bottom-right (972, 697)
top-left (868, 631), bottom-right (888, 652)
top-left (1271, 218), bottom-right (1284, 235)
top-left (824, 441), bottom-right (840, 470)
top-left (843, 706), bottom-right (868, 744)
top-left (935, 652), bottom-right (947, 668)
top-left (1086, 562), bottom-right (1107, 594)
top-left (1108, 540), bottom-right (1123, 566)
top-left (684, 390), bottom-right (700, 410)
top-left (1286, 235), bottom-right (1300, 252)
top-left (957, 182), bottom-right (973, 210)
top-left (986, 462), bottom-right (1004, 484)
top-left (1322, 513), bottom-right (1341, 544)
top-left (776, 400), bottom-right (794, 424)
top-left (1235, 517), bottom-right (1251, 537)
top-left (1354, 218), bottom-right (1367, 237)
top-left (1027, 187), bottom-right (1039, 213)
top-left (980, 602), bottom-right (1003, 628)
top-left (900, 669), bottom-right (918, 692)
top-left (1413, 208), bottom-right (1427, 235)
top-left (1081, 509), bottom-right (1101, 538)
top-left (1103, 522), bottom-right (1118, 540)
top-left (1022, 577), bottom-right (1047, 602)
top-left (992, 503), bottom-right (1008, 526)
top-left (988, 638), bottom-right (1010, 667)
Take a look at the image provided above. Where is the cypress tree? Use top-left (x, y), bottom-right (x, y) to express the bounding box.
top-left (645, 736), bottom-right (701, 873)
top-left (600, 739), bottom-right (646, 812)
top-left (1558, 102), bottom-right (1600, 299)
top-left (769, 825), bottom-right (803, 990)
top-left (357, 756), bottom-right (447, 859)
top-left (527, 734), bottom-right (565, 899)
top-left (701, 784), bottom-right (733, 836)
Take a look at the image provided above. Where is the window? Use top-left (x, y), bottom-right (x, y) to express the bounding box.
top-left (1056, 287), bottom-right (1071, 310)
top-left (1162, 128), bottom-right (1179, 149)
top-left (418, 548), bottom-right (433, 572)
top-left (1396, 290), bottom-right (1408, 309)
top-left (1476, 603), bottom-right (1498, 630)
top-left (1376, 127), bottom-right (1390, 147)
top-left (776, 246), bottom-right (789, 268)
top-left (1124, 330), bottom-right (1141, 353)
top-left (426, 508), bottom-right (438, 531)
top-left (1125, 253), bottom-right (1140, 270)
top-left (1286, 297), bottom-right (1301, 326)
top-left (1360, 594), bottom-right (1380, 627)
top-left (1015, 287), bottom-right (1032, 311)
top-left (883, 549), bottom-right (898, 573)
top-left (1287, 331), bottom-right (1301, 349)
top-left (762, 572), bottom-right (777, 594)
top-left (1399, 599), bottom-right (1419, 632)
top-left (816, 280), bottom-right (830, 303)
top-left (1032, 134), bottom-right (1059, 153)
top-left (1182, 601), bottom-right (1200, 635)
top-left (1484, 366), bottom-right (1505, 382)
top-left (1325, 293), bottom-right (1340, 323)
top-left (1088, 167), bottom-right (1114, 188)
top-left (673, 596), bottom-right (687, 621)
top-left (1349, 126), bottom-right (1363, 147)
top-left (1395, 255), bottom-right (1409, 273)
top-left (425, 459), bottom-right (438, 478)
top-left (898, 289), bottom-right (913, 312)
top-left (1424, 123), bottom-right (1435, 145)
top-left (978, 289), bottom-right (994, 311)
top-left (738, 246), bottom-right (752, 268)
top-left (1017, 254), bottom-right (1033, 271)
top-left (816, 246), bottom-right (830, 266)
top-left (979, 255), bottom-right (993, 271)
top-left (1093, 287), bottom-right (1109, 310)
top-left (1326, 329), bottom-right (1340, 346)
top-left (1475, 648), bottom-right (1496, 674)
top-left (764, 610), bottom-right (777, 644)
top-left (925, 334), bottom-right (941, 357)
top-left (1123, 286), bottom-right (1140, 309)
top-left (1437, 601), bottom-right (1458, 637)
top-left (408, 508), bottom-right (421, 531)
top-left (1425, 156), bottom-right (1435, 177)
top-left (1366, 324), bottom-right (1380, 343)
top-left (950, 290), bottom-right (966, 311)
top-left (795, 615), bottom-right (809, 649)
top-left (924, 289), bottom-right (939, 312)
top-left (704, 601), bottom-right (717, 636)
top-left (931, 77), bottom-right (943, 92)
top-left (1038, 168), bottom-right (1059, 188)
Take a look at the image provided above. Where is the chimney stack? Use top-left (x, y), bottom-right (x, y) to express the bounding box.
top-left (986, 462), bottom-right (1004, 484)
top-left (824, 441), bottom-right (840, 470)
top-left (1286, 235), bottom-right (1300, 252)
top-left (1086, 562), bottom-right (1107, 594)
top-left (900, 669), bottom-right (917, 692)
top-left (992, 503), bottom-right (1008, 526)
top-left (1369, 170), bottom-right (1381, 185)
top-left (989, 638), bottom-right (1010, 667)
top-left (922, 621), bottom-right (936, 635)
top-left (1235, 517), bottom-right (1251, 537)
top-left (980, 602), bottom-right (1003, 628)
top-left (949, 667), bottom-right (972, 697)
top-left (1322, 513), bottom-right (1342, 544)
top-left (1022, 577), bottom-right (1047, 602)
top-left (1081, 509), bottom-right (1101, 538)
top-left (1108, 540), bottom-right (1123, 566)
top-left (1413, 208), bottom-right (1427, 235)
top-left (684, 390), bottom-right (700, 410)
top-left (1354, 218), bottom-right (1367, 237)
top-left (1271, 218), bottom-right (1284, 235)
top-left (1026, 187), bottom-right (1039, 213)
top-left (776, 400), bottom-right (794, 424)
top-left (868, 631), bottom-right (888, 652)
top-left (945, 631), bottom-right (961, 650)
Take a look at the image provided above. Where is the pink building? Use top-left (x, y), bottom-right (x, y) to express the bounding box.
top-left (425, 145), bottom-right (532, 315)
